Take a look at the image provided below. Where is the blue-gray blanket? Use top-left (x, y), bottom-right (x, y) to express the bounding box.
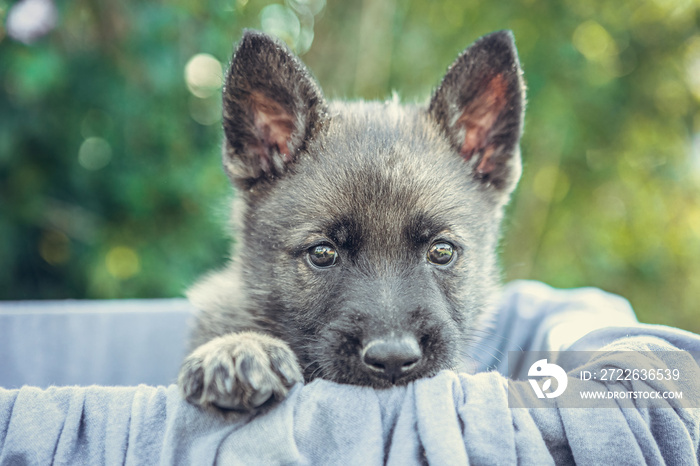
top-left (1, 281), bottom-right (700, 465)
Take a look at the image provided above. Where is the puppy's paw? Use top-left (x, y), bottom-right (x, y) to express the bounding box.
top-left (178, 332), bottom-right (302, 415)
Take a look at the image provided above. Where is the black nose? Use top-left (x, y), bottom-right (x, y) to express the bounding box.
top-left (361, 337), bottom-right (422, 382)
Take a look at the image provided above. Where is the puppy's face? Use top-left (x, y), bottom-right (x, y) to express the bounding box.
top-left (223, 32), bottom-right (525, 387)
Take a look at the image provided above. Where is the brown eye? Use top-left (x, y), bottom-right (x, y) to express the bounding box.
top-left (308, 244), bottom-right (338, 268)
top-left (427, 242), bottom-right (454, 265)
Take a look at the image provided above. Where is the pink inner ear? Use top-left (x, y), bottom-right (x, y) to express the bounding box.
top-left (456, 74), bottom-right (508, 173)
top-left (250, 92), bottom-right (296, 167)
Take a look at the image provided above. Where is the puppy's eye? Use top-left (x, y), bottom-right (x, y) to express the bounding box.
top-left (427, 242), bottom-right (454, 265)
top-left (308, 244), bottom-right (338, 268)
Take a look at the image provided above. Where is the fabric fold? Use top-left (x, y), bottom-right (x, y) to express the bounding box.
top-left (2, 282), bottom-right (700, 464)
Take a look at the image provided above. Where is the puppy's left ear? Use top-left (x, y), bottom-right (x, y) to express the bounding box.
top-left (429, 31), bottom-right (525, 193)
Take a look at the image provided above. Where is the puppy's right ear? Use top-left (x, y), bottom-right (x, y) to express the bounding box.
top-left (221, 31), bottom-right (328, 189)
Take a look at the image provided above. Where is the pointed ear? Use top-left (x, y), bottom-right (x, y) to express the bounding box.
top-left (429, 30), bottom-right (526, 192)
top-left (222, 31), bottom-right (328, 189)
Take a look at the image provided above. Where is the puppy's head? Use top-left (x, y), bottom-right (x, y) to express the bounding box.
top-left (221, 31), bottom-right (525, 387)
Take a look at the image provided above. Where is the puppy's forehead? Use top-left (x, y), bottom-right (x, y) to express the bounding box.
top-left (319, 102), bottom-right (471, 203)
top-left (272, 100), bottom-right (482, 248)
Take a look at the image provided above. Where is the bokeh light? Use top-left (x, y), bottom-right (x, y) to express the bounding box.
top-left (261, 4), bottom-right (301, 50)
top-left (78, 137), bottom-right (112, 171)
top-left (5, 0), bottom-right (57, 44)
top-left (39, 230), bottom-right (70, 266)
top-left (573, 21), bottom-right (617, 63)
top-left (184, 54), bottom-right (223, 99)
top-left (105, 247), bottom-right (140, 280)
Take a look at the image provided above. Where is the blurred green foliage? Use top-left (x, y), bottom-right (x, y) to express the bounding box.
top-left (1, 0), bottom-right (699, 332)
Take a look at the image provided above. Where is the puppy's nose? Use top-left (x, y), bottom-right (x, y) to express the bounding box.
top-left (361, 337), bottom-right (422, 382)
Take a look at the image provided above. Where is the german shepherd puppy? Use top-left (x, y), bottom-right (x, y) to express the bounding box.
top-left (178, 30), bottom-right (525, 414)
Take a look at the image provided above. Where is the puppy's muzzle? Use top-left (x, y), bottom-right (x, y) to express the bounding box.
top-left (361, 337), bottom-right (422, 383)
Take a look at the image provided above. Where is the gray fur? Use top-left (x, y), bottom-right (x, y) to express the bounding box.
top-left (179, 30), bottom-right (526, 415)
